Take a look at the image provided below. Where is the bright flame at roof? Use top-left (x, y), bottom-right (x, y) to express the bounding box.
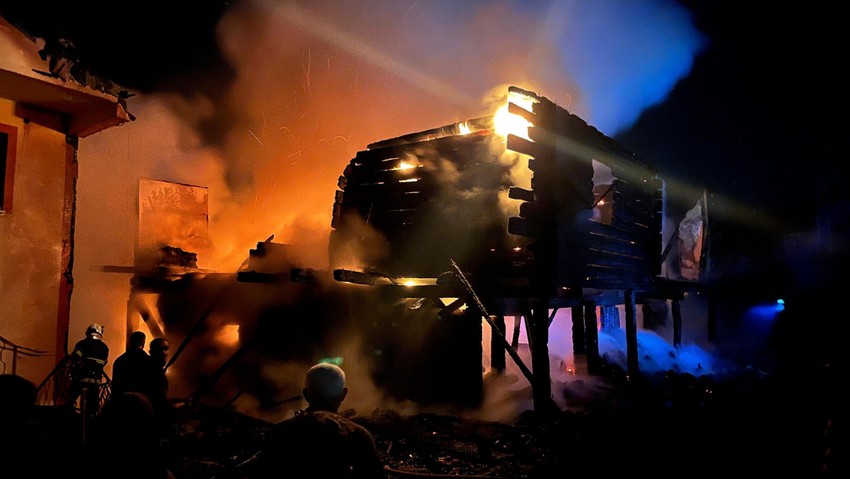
top-left (458, 121), bottom-right (472, 135)
top-left (398, 160), bottom-right (417, 170)
top-left (493, 91), bottom-right (536, 140)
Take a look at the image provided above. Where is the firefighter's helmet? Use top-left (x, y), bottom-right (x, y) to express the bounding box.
top-left (86, 323), bottom-right (104, 338)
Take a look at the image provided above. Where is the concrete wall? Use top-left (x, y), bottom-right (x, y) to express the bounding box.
top-left (0, 98), bottom-right (68, 383)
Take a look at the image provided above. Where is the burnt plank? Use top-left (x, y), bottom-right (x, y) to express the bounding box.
top-left (586, 220), bottom-right (657, 245)
top-left (356, 134), bottom-right (494, 167)
top-left (341, 178), bottom-right (433, 199)
top-left (509, 186), bottom-right (535, 202)
top-left (344, 164), bottom-right (427, 186)
top-left (508, 216), bottom-right (535, 237)
top-left (586, 230), bottom-right (657, 258)
top-left (612, 210), bottom-right (654, 232)
top-left (613, 177), bottom-right (658, 196)
top-left (579, 266), bottom-right (653, 290)
top-left (584, 248), bottom-right (654, 271)
top-left (507, 134), bottom-right (542, 159)
top-left (613, 194), bottom-right (655, 217)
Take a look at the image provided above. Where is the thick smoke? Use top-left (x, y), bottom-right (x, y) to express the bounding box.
top-left (73, 0), bottom-right (707, 420)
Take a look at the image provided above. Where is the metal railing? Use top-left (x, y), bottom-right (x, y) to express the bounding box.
top-left (0, 334), bottom-right (47, 375)
top-left (35, 354), bottom-right (112, 414)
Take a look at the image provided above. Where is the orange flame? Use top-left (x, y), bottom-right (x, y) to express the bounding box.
top-left (493, 91), bottom-right (536, 140)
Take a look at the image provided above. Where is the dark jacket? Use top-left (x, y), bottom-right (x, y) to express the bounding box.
top-left (70, 337), bottom-right (109, 383)
top-left (111, 348), bottom-right (153, 396)
top-left (255, 409), bottom-right (383, 479)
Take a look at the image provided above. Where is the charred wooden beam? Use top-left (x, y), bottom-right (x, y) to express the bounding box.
top-left (333, 268), bottom-right (397, 286)
top-left (450, 259), bottom-right (542, 399)
top-left (236, 271), bottom-right (289, 283)
top-left (367, 116), bottom-right (492, 150)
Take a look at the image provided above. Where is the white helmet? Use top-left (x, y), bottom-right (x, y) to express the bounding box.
top-left (86, 323), bottom-right (104, 338)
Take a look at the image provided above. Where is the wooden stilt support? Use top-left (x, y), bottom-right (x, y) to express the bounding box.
top-left (571, 305), bottom-right (586, 355)
top-left (491, 315), bottom-right (506, 372)
top-left (583, 301), bottom-right (601, 375)
top-left (450, 260), bottom-right (535, 386)
top-left (672, 299), bottom-right (683, 348)
top-left (625, 289), bottom-right (639, 378)
top-left (530, 298), bottom-right (554, 414)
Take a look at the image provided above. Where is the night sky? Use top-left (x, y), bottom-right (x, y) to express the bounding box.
top-left (1, 0), bottom-right (846, 286)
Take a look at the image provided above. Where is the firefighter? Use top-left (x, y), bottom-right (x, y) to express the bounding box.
top-left (66, 323), bottom-right (110, 417)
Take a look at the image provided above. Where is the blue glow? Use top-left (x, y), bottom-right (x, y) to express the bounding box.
top-left (748, 300), bottom-right (785, 321)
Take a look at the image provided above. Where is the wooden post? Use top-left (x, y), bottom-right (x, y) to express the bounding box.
top-left (625, 290), bottom-right (639, 377)
top-left (583, 301), bottom-right (601, 375)
top-left (491, 315), bottom-right (506, 372)
top-left (530, 298), bottom-right (554, 414)
top-left (571, 305), bottom-right (586, 355)
top-left (672, 299), bottom-right (683, 348)
top-left (511, 315), bottom-right (521, 349)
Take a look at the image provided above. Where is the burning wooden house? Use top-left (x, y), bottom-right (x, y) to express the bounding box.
top-left (329, 85), bottom-right (703, 411)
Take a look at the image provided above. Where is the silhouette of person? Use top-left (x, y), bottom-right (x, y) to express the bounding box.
top-left (111, 331), bottom-right (151, 396)
top-left (0, 374), bottom-right (37, 455)
top-left (148, 337), bottom-right (170, 393)
top-left (250, 362), bottom-right (383, 479)
top-left (67, 323), bottom-right (109, 417)
top-left (147, 337), bottom-right (173, 427)
top-left (87, 391), bottom-right (174, 479)
top-left (1, 374), bottom-right (83, 475)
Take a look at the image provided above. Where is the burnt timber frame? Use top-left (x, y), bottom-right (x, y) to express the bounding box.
top-left (329, 85), bottom-right (699, 413)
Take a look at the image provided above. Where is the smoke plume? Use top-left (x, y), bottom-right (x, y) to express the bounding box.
top-left (72, 0), bottom-right (707, 419)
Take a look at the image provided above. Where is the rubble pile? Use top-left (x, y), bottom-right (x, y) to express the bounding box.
top-left (161, 365), bottom-right (838, 478)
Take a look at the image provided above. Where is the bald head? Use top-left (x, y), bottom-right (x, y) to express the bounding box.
top-left (303, 363), bottom-right (348, 412)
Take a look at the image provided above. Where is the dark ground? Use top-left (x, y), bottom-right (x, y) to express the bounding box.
top-left (156, 361), bottom-right (841, 479)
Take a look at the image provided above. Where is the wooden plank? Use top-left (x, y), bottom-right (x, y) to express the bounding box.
top-left (613, 177), bottom-right (657, 196)
top-left (586, 219), bottom-right (655, 243)
top-left (341, 178), bottom-right (433, 200)
top-left (508, 216), bottom-right (535, 237)
top-left (612, 196), bottom-right (658, 221)
top-left (508, 101), bottom-right (536, 124)
top-left (366, 116), bottom-right (492, 150)
top-left (357, 133), bottom-right (494, 167)
top-left (507, 134), bottom-right (542, 158)
top-left (377, 208), bottom-right (420, 227)
top-left (518, 201), bottom-right (541, 221)
top-left (509, 186), bottom-right (535, 202)
top-left (586, 229), bottom-right (655, 258)
top-left (578, 272), bottom-right (652, 291)
top-left (612, 208), bottom-right (654, 230)
top-left (337, 183), bottom-right (424, 207)
top-left (582, 264), bottom-right (652, 283)
top-left (331, 202), bottom-right (342, 228)
top-left (583, 249), bottom-right (653, 271)
top-left (338, 190), bottom-right (426, 211)
top-left (344, 165), bottom-right (427, 186)
top-left (612, 194), bottom-right (655, 217)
